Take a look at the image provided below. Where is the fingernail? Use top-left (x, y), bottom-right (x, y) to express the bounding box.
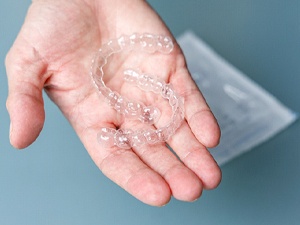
top-left (9, 122), bottom-right (13, 141)
top-left (192, 198), bottom-right (199, 203)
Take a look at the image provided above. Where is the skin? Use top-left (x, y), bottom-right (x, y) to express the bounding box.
top-left (5, 0), bottom-right (221, 206)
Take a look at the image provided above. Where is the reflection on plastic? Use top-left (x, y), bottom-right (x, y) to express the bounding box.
top-left (178, 31), bottom-right (298, 165)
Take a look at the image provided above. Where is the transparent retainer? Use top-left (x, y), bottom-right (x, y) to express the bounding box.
top-left (90, 33), bottom-right (184, 149)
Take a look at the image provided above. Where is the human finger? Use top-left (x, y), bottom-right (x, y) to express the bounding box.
top-left (167, 121), bottom-right (222, 190)
top-left (81, 125), bottom-right (172, 206)
top-left (5, 38), bottom-right (48, 149)
top-left (170, 68), bottom-right (221, 148)
top-left (117, 119), bottom-right (203, 202)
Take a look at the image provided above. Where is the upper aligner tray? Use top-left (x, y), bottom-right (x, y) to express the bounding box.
top-left (90, 33), bottom-right (184, 149)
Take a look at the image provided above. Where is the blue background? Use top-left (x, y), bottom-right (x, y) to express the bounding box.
top-left (1, 1), bottom-right (300, 224)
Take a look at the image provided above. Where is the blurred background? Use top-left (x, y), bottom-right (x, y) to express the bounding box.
top-left (1, 1), bottom-right (299, 224)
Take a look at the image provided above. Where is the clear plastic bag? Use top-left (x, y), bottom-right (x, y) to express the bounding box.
top-left (178, 31), bottom-right (298, 165)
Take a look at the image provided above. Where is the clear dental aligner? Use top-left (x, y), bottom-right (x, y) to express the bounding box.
top-left (90, 33), bottom-right (184, 149)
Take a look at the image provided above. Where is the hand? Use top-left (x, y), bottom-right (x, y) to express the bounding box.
top-left (6, 0), bottom-right (221, 206)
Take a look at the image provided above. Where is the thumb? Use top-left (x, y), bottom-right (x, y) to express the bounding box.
top-left (5, 41), bottom-right (48, 149)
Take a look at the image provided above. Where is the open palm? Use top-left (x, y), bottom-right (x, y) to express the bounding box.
top-left (6, 0), bottom-right (221, 206)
